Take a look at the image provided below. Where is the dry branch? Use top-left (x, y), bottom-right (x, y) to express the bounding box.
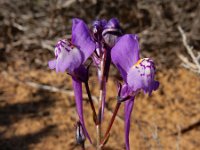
top-left (177, 25), bottom-right (200, 74)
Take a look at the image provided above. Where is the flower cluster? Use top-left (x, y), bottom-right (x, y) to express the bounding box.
top-left (48, 18), bottom-right (159, 150)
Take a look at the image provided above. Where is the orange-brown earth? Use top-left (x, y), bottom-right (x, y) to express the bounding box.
top-left (0, 57), bottom-right (199, 150)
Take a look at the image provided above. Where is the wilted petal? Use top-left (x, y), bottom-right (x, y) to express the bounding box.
top-left (124, 97), bottom-right (135, 150)
top-left (111, 34), bottom-right (140, 81)
top-left (127, 58), bottom-right (159, 95)
top-left (72, 18), bottom-right (95, 62)
top-left (72, 77), bottom-right (92, 143)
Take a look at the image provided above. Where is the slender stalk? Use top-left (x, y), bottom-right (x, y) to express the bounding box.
top-left (81, 142), bottom-right (85, 150)
top-left (96, 124), bottom-right (101, 150)
top-left (101, 102), bottom-right (121, 147)
top-left (84, 81), bottom-right (97, 124)
top-left (97, 50), bottom-right (107, 150)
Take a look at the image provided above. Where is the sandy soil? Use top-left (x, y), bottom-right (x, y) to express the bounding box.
top-left (0, 58), bottom-right (199, 150)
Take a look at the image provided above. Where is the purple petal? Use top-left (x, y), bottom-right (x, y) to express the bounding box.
top-left (92, 19), bottom-right (107, 33)
top-left (73, 65), bottom-right (88, 82)
top-left (102, 18), bottom-right (122, 48)
top-left (103, 18), bottom-right (121, 33)
top-left (92, 19), bottom-right (107, 41)
top-left (120, 83), bottom-right (130, 98)
top-left (124, 97), bottom-right (135, 150)
top-left (93, 19), bottom-right (107, 29)
top-left (48, 59), bottom-right (56, 69)
top-left (72, 77), bottom-right (92, 143)
top-left (127, 58), bottom-right (159, 95)
top-left (72, 18), bottom-right (95, 62)
top-left (55, 45), bottom-right (83, 73)
top-left (48, 39), bottom-right (84, 73)
top-left (111, 34), bottom-right (140, 81)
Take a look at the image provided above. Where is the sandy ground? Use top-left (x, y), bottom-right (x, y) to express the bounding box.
top-left (0, 58), bottom-right (199, 150)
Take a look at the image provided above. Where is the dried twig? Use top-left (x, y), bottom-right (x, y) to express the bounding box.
top-left (177, 25), bottom-right (200, 74)
top-left (1, 70), bottom-right (124, 123)
top-left (176, 125), bottom-right (181, 150)
top-left (26, 81), bottom-right (98, 103)
top-left (177, 54), bottom-right (199, 73)
top-left (151, 124), bottom-right (162, 150)
top-left (173, 120), bottom-right (200, 136)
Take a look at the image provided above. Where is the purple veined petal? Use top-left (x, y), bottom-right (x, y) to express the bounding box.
top-left (124, 97), bottom-right (135, 150)
top-left (72, 18), bottom-right (95, 62)
top-left (127, 58), bottom-right (159, 95)
top-left (48, 39), bottom-right (84, 73)
top-left (72, 77), bottom-right (92, 143)
top-left (55, 43), bottom-right (83, 73)
top-left (111, 34), bottom-right (140, 82)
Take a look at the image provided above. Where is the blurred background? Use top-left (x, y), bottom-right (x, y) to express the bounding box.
top-left (0, 0), bottom-right (200, 149)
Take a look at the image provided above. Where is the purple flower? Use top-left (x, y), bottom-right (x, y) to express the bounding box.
top-left (48, 39), bottom-right (83, 73)
top-left (72, 18), bottom-right (96, 61)
top-left (48, 18), bottom-right (96, 143)
top-left (92, 19), bottom-right (107, 42)
top-left (49, 18), bottom-right (96, 74)
top-left (102, 18), bottom-right (122, 47)
top-left (111, 34), bottom-right (159, 150)
top-left (127, 58), bottom-right (159, 95)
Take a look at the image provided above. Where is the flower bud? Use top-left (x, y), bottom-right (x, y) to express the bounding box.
top-left (102, 18), bottom-right (122, 47)
top-left (75, 121), bottom-right (86, 145)
top-left (92, 20), bottom-right (107, 42)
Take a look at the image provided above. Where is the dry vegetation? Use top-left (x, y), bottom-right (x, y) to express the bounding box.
top-left (0, 0), bottom-right (200, 150)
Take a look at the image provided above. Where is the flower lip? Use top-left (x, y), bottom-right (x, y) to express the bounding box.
top-left (131, 58), bottom-right (155, 75)
top-left (111, 34), bottom-right (140, 81)
top-left (48, 39), bottom-right (84, 73)
top-left (55, 39), bottom-right (76, 58)
top-left (127, 58), bottom-right (159, 95)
